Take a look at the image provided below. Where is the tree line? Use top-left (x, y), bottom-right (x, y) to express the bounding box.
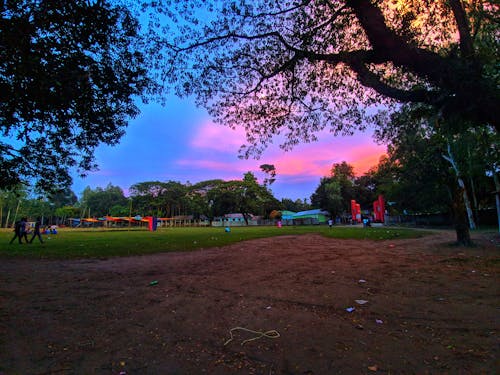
top-left (0, 172), bottom-right (282, 226)
top-left (2, 123), bottom-right (496, 229)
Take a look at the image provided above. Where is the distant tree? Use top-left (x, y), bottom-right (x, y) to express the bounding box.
top-left (207, 182), bottom-right (240, 220)
top-left (331, 161), bottom-right (356, 208)
top-left (269, 209), bottom-right (282, 221)
top-left (48, 187), bottom-right (78, 209)
top-left (129, 180), bottom-right (191, 217)
top-left (208, 172), bottom-right (279, 223)
top-left (311, 178), bottom-right (344, 218)
top-left (130, 181), bottom-right (165, 216)
top-left (331, 162), bottom-right (355, 181)
top-left (241, 171), bottom-right (280, 219)
top-left (1, 1), bottom-right (156, 192)
top-left (188, 179), bottom-right (227, 221)
top-left (109, 204), bottom-right (129, 217)
top-left (80, 184), bottom-right (127, 217)
top-left (146, 0), bottom-right (499, 162)
top-left (280, 198), bottom-right (310, 212)
top-left (55, 205), bottom-right (80, 224)
top-left (312, 161), bottom-right (357, 216)
top-left (352, 173), bottom-right (378, 208)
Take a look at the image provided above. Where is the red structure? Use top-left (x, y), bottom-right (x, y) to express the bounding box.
top-left (351, 200), bottom-right (362, 223)
top-left (373, 195), bottom-right (385, 223)
top-left (145, 216), bottom-right (158, 231)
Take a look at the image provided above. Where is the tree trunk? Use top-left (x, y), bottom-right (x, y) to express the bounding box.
top-left (5, 209), bottom-right (10, 228)
top-left (451, 184), bottom-right (473, 246)
top-left (443, 143), bottom-right (476, 230)
top-left (469, 175), bottom-right (479, 227)
top-left (12, 200), bottom-right (20, 227)
top-left (242, 213), bottom-right (249, 225)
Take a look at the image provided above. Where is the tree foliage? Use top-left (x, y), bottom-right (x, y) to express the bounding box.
top-left (375, 104), bottom-right (498, 215)
top-left (1, 0), bottom-right (156, 193)
top-left (145, 0), bottom-right (499, 159)
top-left (280, 198), bottom-right (311, 212)
top-left (80, 184), bottom-right (127, 217)
top-left (373, 102), bottom-right (499, 243)
top-left (311, 161), bottom-right (356, 217)
top-left (206, 172), bottom-right (279, 223)
top-left (130, 180), bottom-right (189, 217)
top-left (259, 163), bottom-right (276, 186)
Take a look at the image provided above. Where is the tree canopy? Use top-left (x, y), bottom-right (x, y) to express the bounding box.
top-left (1, 0), bottom-right (156, 193)
top-left (146, 0), bottom-right (498, 158)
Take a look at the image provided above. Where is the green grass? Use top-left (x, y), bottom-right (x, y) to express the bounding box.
top-left (0, 225), bottom-right (429, 259)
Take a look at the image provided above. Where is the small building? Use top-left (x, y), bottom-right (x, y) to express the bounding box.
top-left (281, 210), bottom-right (296, 221)
top-left (212, 213), bottom-right (259, 226)
top-left (281, 209), bottom-right (330, 225)
top-left (293, 209), bottom-right (330, 224)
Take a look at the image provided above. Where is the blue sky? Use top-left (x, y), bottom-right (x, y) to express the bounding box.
top-left (70, 96), bottom-right (386, 201)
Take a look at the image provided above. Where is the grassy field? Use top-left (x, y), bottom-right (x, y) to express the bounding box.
top-left (0, 225), bottom-right (429, 259)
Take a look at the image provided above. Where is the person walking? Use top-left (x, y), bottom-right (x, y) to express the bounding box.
top-left (30, 217), bottom-right (44, 244)
top-left (9, 220), bottom-right (23, 244)
top-left (20, 217), bottom-right (29, 243)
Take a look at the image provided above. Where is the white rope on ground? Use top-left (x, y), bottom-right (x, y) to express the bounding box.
top-left (224, 326), bottom-right (281, 346)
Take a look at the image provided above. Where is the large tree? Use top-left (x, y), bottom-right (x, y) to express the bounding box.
top-left (374, 104), bottom-right (498, 244)
top-left (145, 0), bottom-right (498, 159)
top-left (129, 180), bottom-right (189, 217)
top-left (1, 1), bottom-right (155, 193)
top-left (207, 172), bottom-right (279, 223)
top-left (312, 161), bottom-right (357, 217)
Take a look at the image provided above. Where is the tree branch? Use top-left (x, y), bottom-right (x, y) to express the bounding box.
top-left (448, 0), bottom-right (474, 56)
top-left (304, 4), bottom-right (349, 37)
top-left (347, 59), bottom-right (439, 105)
top-left (174, 31), bottom-right (300, 53)
top-left (345, 0), bottom-right (461, 85)
top-left (245, 0), bottom-right (313, 18)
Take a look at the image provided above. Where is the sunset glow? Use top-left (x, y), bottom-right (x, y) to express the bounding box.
top-left (71, 99), bottom-right (386, 201)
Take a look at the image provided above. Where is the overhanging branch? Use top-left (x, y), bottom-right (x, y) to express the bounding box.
top-left (347, 59), bottom-right (440, 105)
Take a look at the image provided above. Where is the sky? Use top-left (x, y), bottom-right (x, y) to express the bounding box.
top-left (69, 3), bottom-right (387, 202)
top-left (70, 96), bottom-right (387, 201)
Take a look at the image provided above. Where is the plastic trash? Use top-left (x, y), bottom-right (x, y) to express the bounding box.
top-left (149, 280), bottom-right (158, 286)
top-left (355, 299), bottom-right (368, 305)
top-left (346, 307), bottom-right (355, 313)
top-left (375, 319), bottom-right (384, 324)
top-left (358, 279), bottom-right (367, 283)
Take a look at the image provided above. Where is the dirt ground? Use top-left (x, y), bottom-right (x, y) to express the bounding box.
top-left (0, 230), bottom-right (498, 374)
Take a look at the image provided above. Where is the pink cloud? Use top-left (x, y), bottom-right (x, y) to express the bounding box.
top-left (259, 132), bottom-right (386, 178)
top-left (183, 122), bottom-right (386, 185)
top-left (177, 158), bottom-right (235, 170)
top-left (190, 121), bottom-right (246, 151)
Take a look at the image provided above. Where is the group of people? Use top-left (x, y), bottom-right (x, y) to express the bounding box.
top-left (9, 217), bottom-right (44, 244)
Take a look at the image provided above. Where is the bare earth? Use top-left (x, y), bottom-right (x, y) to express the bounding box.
top-left (0, 230), bottom-right (498, 374)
